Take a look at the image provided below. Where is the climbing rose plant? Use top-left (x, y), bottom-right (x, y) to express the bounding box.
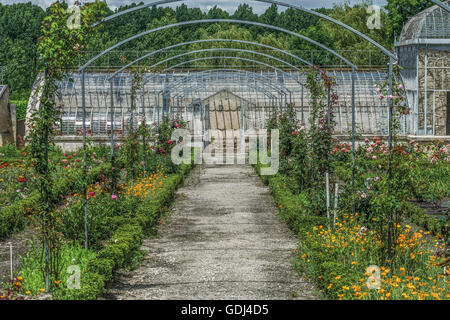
top-left (27, 0), bottom-right (106, 289)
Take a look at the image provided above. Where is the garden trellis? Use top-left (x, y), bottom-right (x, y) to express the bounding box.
top-left (1, 0), bottom-right (446, 300)
top-left (41, 0), bottom-right (449, 264)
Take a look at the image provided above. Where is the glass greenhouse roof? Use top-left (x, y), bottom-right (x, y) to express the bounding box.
top-left (48, 70), bottom-right (398, 137)
top-left (400, 0), bottom-right (450, 44)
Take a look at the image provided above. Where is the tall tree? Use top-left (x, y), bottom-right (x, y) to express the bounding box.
top-left (385, 0), bottom-right (433, 39)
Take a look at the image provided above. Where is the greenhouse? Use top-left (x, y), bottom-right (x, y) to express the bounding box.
top-left (396, 0), bottom-right (450, 136)
top-left (34, 69), bottom-right (394, 148)
top-left (1, 0), bottom-right (449, 304)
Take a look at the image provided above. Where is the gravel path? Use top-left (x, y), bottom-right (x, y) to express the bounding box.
top-left (102, 164), bottom-right (317, 300)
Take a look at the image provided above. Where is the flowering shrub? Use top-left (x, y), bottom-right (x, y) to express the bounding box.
top-left (61, 165), bottom-right (167, 249)
top-left (0, 159), bottom-right (34, 207)
top-left (295, 213), bottom-right (449, 300)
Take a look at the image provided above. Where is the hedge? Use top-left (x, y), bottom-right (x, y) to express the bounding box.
top-left (253, 161), bottom-right (448, 299)
top-left (69, 162), bottom-right (193, 300)
top-left (0, 163), bottom-right (112, 240)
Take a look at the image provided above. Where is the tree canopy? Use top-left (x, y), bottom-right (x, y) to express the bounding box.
top-left (0, 1), bottom-right (430, 98)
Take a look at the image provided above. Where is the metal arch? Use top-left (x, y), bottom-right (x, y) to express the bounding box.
top-left (163, 82), bottom-right (282, 118)
top-left (106, 38), bottom-right (314, 81)
top-left (145, 56), bottom-right (305, 88)
top-left (91, 0), bottom-right (396, 60)
top-left (167, 76), bottom-right (287, 101)
top-left (147, 48), bottom-right (303, 73)
top-left (79, 19), bottom-right (357, 71)
top-left (161, 73), bottom-right (292, 104)
top-left (160, 69), bottom-right (292, 96)
top-left (156, 78), bottom-right (283, 122)
top-left (169, 80), bottom-right (280, 101)
top-left (430, 0), bottom-right (450, 12)
top-left (144, 68), bottom-right (291, 113)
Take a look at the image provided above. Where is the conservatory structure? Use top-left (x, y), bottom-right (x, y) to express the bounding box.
top-left (395, 0), bottom-right (450, 136)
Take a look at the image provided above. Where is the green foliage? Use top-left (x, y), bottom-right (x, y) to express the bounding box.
top-left (0, 162), bottom-right (111, 241)
top-left (0, 1), bottom-right (407, 96)
top-left (9, 100), bottom-right (28, 120)
top-left (68, 163), bottom-right (193, 300)
top-left (385, 0), bottom-right (433, 39)
top-left (19, 243), bottom-right (96, 298)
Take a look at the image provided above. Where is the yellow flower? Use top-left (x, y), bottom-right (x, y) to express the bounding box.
top-left (25, 291), bottom-right (31, 295)
top-left (40, 288), bottom-right (45, 293)
top-left (335, 275), bottom-right (341, 280)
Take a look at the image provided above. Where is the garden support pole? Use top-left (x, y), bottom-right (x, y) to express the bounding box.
top-left (333, 183), bottom-right (339, 229)
top-left (141, 85), bottom-right (147, 177)
top-left (351, 68), bottom-right (356, 213)
top-left (130, 87), bottom-right (134, 133)
top-left (301, 86), bottom-right (304, 124)
top-left (9, 242), bottom-right (12, 281)
top-left (41, 69), bottom-right (49, 293)
top-left (326, 172), bottom-right (330, 229)
top-left (387, 57), bottom-right (394, 266)
top-left (82, 69), bottom-right (88, 250)
top-left (110, 79), bottom-right (116, 193)
top-left (157, 92), bottom-right (160, 127)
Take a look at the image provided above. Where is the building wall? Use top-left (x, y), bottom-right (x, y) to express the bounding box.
top-left (418, 47), bottom-right (450, 135)
top-left (0, 86), bottom-right (14, 146)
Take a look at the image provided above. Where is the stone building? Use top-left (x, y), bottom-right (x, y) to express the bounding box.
top-left (0, 85), bottom-right (18, 146)
top-left (396, 1), bottom-right (450, 136)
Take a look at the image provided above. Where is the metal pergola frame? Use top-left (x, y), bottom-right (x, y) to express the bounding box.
top-left (106, 38), bottom-right (314, 81)
top-left (148, 56), bottom-right (303, 119)
top-left (159, 72), bottom-right (286, 118)
top-left (72, 0), bottom-right (415, 257)
top-left (118, 56), bottom-right (297, 130)
top-left (146, 68), bottom-right (292, 127)
top-left (79, 19), bottom-right (357, 71)
top-left (90, 0), bottom-right (397, 61)
top-left (430, 0), bottom-right (450, 12)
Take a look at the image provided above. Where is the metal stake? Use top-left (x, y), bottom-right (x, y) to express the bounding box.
top-left (81, 69), bottom-right (88, 250)
top-left (9, 242), bottom-right (13, 281)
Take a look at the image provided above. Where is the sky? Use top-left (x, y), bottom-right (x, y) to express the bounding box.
top-left (0, 0), bottom-right (389, 13)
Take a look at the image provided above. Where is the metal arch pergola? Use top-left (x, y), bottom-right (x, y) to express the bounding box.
top-left (80, 0), bottom-right (408, 176)
top-left (151, 56), bottom-right (304, 117)
top-left (106, 55), bottom-right (296, 156)
top-left (157, 71), bottom-right (288, 119)
top-left (159, 69), bottom-right (291, 106)
top-left (79, 19), bottom-right (357, 71)
top-left (72, 0), bottom-right (423, 254)
top-left (106, 38), bottom-right (314, 81)
top-left (90, 0), bottom-right (397, 61)
top-left (146, 69), bottom-right (291, 125)
top-left (430, 0), bottom-right (450, 12)
top-left (160, 69), bottom-right (293, 95)
top-left (79, 18), bottom-right (361, 186)
top-left (147, 68), bottom-right (293, 126)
